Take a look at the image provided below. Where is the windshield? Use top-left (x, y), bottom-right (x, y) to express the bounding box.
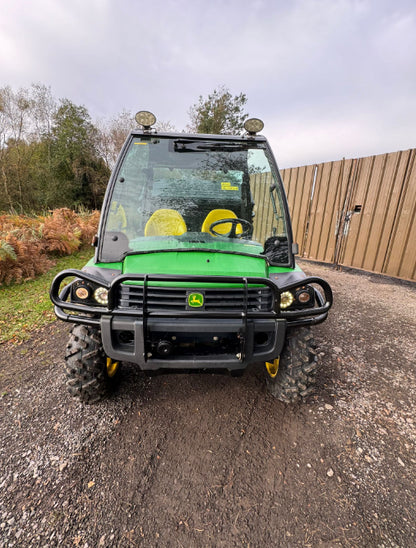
top-left (100, 136), bottom-right (289, 263)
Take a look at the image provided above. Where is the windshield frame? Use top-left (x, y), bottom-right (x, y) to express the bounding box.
top-left (96, 130), bottom-right (295, 268)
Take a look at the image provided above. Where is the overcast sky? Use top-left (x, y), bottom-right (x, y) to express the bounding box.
top-left (1, 0), bottom-right (415, 167)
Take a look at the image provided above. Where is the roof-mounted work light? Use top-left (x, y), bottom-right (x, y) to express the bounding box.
top-left (244, 118), bottom-right (264, 135)
top-left (135, 111), bottom-right (157, 130)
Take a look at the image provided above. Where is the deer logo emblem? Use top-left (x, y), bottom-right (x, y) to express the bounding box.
top-left (188, 292), bottom-right (204, 308)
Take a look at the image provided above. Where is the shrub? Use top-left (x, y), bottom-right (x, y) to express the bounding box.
top-left (0, 209), bottom-right (99, 285)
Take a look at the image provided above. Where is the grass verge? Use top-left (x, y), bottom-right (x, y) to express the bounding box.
top-left (0, 249), bottom-right (93, 345)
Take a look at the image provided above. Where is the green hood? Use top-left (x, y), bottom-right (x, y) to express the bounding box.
top-left (122, 250), bottom-right (269, 278)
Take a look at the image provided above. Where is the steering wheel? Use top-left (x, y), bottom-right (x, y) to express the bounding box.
top-left (209, 218), bottom-right (253, 239)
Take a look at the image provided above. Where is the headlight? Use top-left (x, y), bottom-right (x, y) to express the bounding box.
top-left (244, 118), bottom-right (264, 134)
top-left (280, 291), bottom-right (294, 309)
top-left (135, 110), bottom-right (156, 128)
top-left (94, 287), bottom-right (109, 305)
top-left (296, 290), bottom-right (311, 304)
top-left (75, 286), bottom-right (89, 300)
top-left (295, 286), bottom-right (315, 308)
top-left (72, 280), bottom-right (92, 302)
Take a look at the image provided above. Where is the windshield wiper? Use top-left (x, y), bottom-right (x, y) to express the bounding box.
top-left (174, 140), bottom-right (258, 153)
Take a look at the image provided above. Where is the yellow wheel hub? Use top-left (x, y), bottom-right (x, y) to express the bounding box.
top-left (106, 358), bottom-right (119, 378)
top-left (265, 358), bottom-right (280, 378)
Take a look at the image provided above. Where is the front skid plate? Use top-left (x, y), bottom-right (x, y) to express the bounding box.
top-left (100, 316), bottom-right (286, 371)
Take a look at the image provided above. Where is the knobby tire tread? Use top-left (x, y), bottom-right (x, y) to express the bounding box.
top-left (266, 326), bottom-right (317, 403)
top-left (64, 324), bottom-right (119, 403)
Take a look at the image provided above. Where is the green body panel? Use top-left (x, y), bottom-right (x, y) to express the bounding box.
top-left (85, 247), bottom-right (299, 288)
top-left (123, 251), bottom-right (267, 277)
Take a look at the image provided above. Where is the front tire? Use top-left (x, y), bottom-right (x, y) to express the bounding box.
top-left (265, 327), bottom-right (317, 403)
top-left (65, 324), bottom-right (120, 403)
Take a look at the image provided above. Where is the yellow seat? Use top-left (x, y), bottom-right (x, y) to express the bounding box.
top-left (201, 209), bottom-right (242, 236)
top-left (107, 201), bottom-right (127, 231)
top-left (144, 209), bottom-right (187, 237)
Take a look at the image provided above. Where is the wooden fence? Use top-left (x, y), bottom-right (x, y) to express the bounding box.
top-left (280, 149), bottom-right (416, 281)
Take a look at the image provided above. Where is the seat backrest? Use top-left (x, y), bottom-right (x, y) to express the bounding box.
top-left (144, 209), bottom-right (187, 237)
top-left (107, 201), bottom-right (127, 231)
top-left (201, 209), bottom-right (242, 235)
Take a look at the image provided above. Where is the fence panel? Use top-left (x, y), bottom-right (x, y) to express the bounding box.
top-left (306, 159), bottom-right (354, 263)
top-left (281, 165), bottom-right (315, 255)
top-left (251, 172), bottom-right (274, 243)
top-left (280, 148), bottom-right (416, 282)
top-left (338, 151), bottom-right (411, 274)
top-left (382, 150), bottom-right (416, 279)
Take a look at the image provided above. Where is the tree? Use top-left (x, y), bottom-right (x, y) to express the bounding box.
top-left (50, 99), bottom-right (109, 209)
top-left (155, 119), bottom-right (176, 133)
top-left (29, 83), bottom-right (56, 141)
top-left (0, 85), bottom-right (42, 211)
top-left (95, 110), bottom-right (135, 170)
top-left (0, 86), bottom-right (113, 212)
top-left (0, 84), bottom-right (58, 212)
top-left (187, 86), bottom-right (248, 135)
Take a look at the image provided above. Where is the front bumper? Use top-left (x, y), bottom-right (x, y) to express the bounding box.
top-left (100, 315), bottom-right (286, 370)
top-left (50, 271), bottom-right (332, 370)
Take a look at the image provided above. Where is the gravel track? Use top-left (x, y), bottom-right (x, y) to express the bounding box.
top-left (1, 261), bottom-right (415, 547)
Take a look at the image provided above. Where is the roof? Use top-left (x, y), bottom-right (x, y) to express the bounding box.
top-left (129, 129), bottom-right (268, 142)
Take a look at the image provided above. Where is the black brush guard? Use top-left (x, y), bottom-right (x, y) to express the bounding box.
top-left (50, 270), bottom-right (332, 369)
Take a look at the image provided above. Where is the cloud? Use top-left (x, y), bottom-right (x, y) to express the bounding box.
top-left (0, 0), bottom-right (415, 166)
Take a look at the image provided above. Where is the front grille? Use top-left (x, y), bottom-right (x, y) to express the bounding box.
top-left (117, 285), bottom-right (273, 312)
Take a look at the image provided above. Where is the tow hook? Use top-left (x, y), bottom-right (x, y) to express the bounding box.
top-left (265, 358), bottom-right (280, 378)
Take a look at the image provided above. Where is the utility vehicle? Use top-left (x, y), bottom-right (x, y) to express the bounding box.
top-left (50, 111), bottom-right (332, 403)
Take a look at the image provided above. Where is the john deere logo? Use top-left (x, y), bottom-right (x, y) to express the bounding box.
top-left (188, 292), bottom-right (204, 308)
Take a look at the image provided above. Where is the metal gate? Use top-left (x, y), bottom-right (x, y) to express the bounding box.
top-left (281, 149), bottom-right (416, 281)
